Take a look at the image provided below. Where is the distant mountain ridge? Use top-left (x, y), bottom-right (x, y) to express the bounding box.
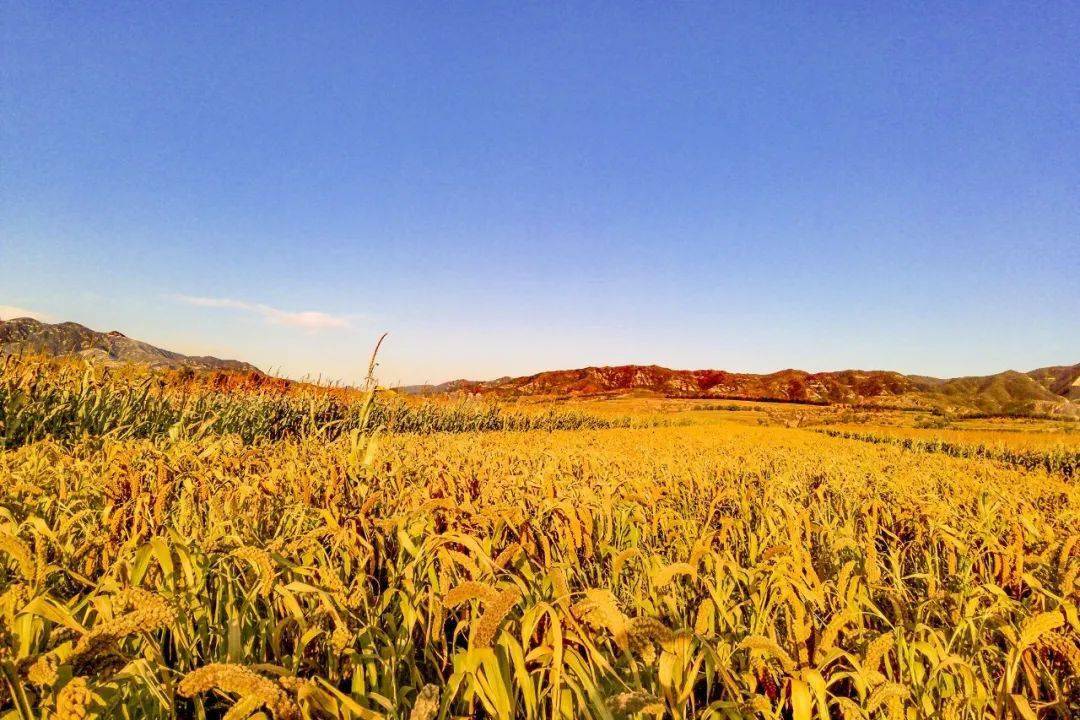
top-left (5, 317), bottom-right (1076, 417)
top-left (0, 317), bottom-right (259, 373)
top-left (403, 363), bottom-right (1080, 417)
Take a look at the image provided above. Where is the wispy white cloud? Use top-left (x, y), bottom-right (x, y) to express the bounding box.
top-left (173, 295), bottom-right (351, 330)
top-left (0, 304), bottom-right (53, 322)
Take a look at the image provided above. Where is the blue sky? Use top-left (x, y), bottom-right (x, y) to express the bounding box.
top-left (2, 2), bottom-right (1077, 385)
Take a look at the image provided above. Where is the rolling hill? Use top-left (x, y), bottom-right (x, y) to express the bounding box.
top-left (403, 363), bottom-right (1080, 417)
top-left (5, 316), bottom-right (1076, 417)
top-left (0, 317), bottom-right (260, 373)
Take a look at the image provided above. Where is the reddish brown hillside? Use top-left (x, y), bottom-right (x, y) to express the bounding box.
top-left (404, 363), bottom-right (1080, 417)
top-left (421, 365), bottom-right (931, 404)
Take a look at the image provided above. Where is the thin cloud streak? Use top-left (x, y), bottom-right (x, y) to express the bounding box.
top-left (173, 295), bottom-right (351, 330)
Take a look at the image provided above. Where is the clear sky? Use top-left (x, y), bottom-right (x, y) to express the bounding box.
top-left (2, 2), bottom-right (1077, 385)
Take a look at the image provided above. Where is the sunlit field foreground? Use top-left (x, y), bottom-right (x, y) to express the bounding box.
top-left (1, 364), bottom-right (1078, 719)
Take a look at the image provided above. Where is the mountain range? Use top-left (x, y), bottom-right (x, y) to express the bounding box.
top-left (0, 317), bottom-right (259, 373)
top-left (3, 316), bottom-right (1077, 417)
top-left (403, 363), bottom-right (1080, 417)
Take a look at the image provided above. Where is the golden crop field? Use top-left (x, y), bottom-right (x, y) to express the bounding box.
top-left (1, 360), bottom-right (1078, 719)
top-left (823, 424), bottom-right (1078, 452)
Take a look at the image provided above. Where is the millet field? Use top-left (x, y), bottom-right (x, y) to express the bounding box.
top-left (0, 357), bottom-right (1077, 719)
